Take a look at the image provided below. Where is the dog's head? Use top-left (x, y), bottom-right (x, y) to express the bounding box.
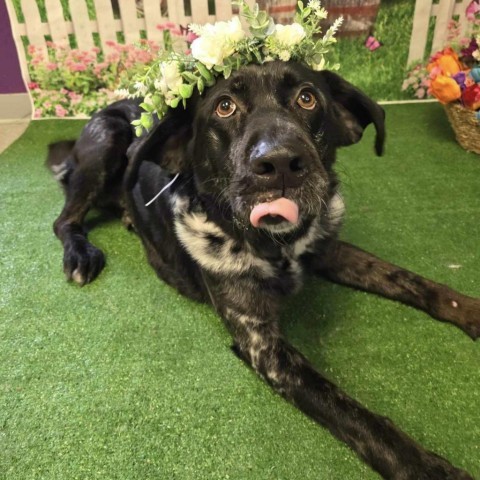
top-left (131, 61), bottom-right (385, 234)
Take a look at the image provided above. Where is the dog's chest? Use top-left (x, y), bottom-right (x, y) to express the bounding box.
top-left (172, 201), bottom-right (328, 291)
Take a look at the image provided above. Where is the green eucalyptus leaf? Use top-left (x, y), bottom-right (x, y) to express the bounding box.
top-left (302, 7), bottom-right (311, 19)
top-left (179, 83), bottom-right (194, 99)
top-left (140, 112), bottom-right (153, 130)
top-left (140, 102), bottom-right (153, 113)
top-left (197, 77), bottom-right (205, 94)
top-left (223, 65), bottom-right (232, 79)
top-left (196, 62), bottom-right (214, 82)
top-left (169, 97), bottom-right (181, 108)
top-left (181, 71), bottom-right (198, 82)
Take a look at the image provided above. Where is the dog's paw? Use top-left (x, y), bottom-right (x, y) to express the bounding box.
top-left (63, 237), bottom-right (105, 286)
top-left (443, 293), bottom-right (480, 341)
top-left (460, 296), bottom-right (480, 340)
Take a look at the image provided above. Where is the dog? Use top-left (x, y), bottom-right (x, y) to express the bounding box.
top-left (47, 61), bottom-right (479, 479)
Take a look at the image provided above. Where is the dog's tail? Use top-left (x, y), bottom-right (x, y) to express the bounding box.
top-left (46, 141), bottom-right (76, 189)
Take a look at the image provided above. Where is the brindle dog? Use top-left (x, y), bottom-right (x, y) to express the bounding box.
top-left (48, 61), bottom-right (479, 479)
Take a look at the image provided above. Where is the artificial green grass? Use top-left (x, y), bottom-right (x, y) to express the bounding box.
top-left (1, 103), bottom-right (479, 479)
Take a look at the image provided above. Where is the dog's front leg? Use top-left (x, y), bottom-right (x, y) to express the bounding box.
top-left (53, 171), bottom-right (106, 286)
top-left (312, 240), bottom-right (480, 340)
top-left (207, 278), bottom-right (473, 479)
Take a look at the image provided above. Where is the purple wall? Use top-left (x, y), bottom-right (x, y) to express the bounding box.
top-left (0, 0), bottom-right (27, 93)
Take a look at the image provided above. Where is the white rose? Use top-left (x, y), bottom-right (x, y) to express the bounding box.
top-left (191, 35), bottom-right (227, 69)
top-left (272, 23), bottom-right (306, 47)
top-left (159, 61), bottom-right (183, 95)
top-left (217, 16), bottom-right (245, 44)
top-left (191, 16), bottom-right (245, 69)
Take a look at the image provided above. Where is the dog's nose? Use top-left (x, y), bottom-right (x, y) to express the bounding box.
top-left (250, 144), bottom-right (308, 188)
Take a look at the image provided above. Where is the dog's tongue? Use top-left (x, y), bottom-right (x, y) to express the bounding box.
top-left (250, 198), bottom-right (299, 228)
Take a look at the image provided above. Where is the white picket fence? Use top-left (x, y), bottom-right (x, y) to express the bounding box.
top-left (5, 0), bottom-right (474, 83)
top-left (5, 0), bottom-right (255, 82)
top-left (408, 0), bottom-right (472, 65)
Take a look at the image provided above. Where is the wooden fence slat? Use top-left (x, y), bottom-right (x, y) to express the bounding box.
top-left (166, 0), bottom-right (187, 26)
top-left (143, 0), bottom-right (164, 43)
top-left (431, 0), bottom-right (456, 53)
top-left (93, 0), bottom-right (118, 51)
top-left (5, 0), bottom-right (31, 82)
top-left (214, 0), bottom-right (233, 21)
top-left (191, 0), bottom-right (209, 24)
top-left (407, 0), bottom-right (433, 64)
top-left (117, 0), bottom-right (141, 44)
top-left (20, 0), bottom-right (47, 52)
top-left (69, 0), bottom-right (94, 50)
top-left (44, 0), bottom-right (69, 46)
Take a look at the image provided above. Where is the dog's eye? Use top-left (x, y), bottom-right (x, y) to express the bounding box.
top-left (215, 98), bottom-right (237, 118)
top-left (297, 90), bottom-right (317, 110)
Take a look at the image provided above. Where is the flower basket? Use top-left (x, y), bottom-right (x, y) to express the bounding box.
top-left (403, 1), bottom-right (480, 153)
top-left (444, 102), bottom-right (480, 154)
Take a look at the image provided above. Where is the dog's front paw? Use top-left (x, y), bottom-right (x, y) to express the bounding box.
top-left (63, 236), bottom-right (105, 285)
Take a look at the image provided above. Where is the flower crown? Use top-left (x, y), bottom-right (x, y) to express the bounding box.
top-left (126, 0), bottom-right (343, 135)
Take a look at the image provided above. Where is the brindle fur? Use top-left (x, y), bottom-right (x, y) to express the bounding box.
top-left (47, 62), bottom-right (479, 479)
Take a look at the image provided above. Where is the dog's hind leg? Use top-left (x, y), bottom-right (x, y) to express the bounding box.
top-left (48, 113), bottom-right (133, 285)
top-left (312, 240), bottom-right (480, 340)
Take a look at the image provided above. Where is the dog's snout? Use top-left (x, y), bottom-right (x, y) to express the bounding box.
top-left (250, 144), bottom-right (308, 188)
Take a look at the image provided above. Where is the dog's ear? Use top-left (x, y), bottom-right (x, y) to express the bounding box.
top-left (317, 71), bottom-right (385, 156)
top-left (126, 106), bottom-right (193, 190)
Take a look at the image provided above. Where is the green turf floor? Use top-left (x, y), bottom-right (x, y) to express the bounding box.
top-left (1, 103), bottom-right (479, 479)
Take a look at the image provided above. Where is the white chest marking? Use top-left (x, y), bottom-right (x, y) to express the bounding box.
top-left (175, 211), bottom-right (275, 277)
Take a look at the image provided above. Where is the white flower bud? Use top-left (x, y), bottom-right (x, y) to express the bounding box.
top-left (272, 23), bottom-right (306, 48)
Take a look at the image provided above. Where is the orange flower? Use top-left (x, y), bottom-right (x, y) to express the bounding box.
top-left (427, 48), bottom-right (463, 77)
top-left (429, 75), bottom-right (462, 103)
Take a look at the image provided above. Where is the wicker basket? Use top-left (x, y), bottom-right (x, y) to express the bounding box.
top-left (444, 102), bottom-right (480, 154)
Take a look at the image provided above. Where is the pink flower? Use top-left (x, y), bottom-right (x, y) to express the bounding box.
top-left (28, 82), bottom-right (39, 90)
top-left (157, 21), bottom-right (177, 30)
top-left (466, 0), bottom-right (480, 21)
top-left (55, 104), bottom-right (67, 117)
top-left (46, 62), bottom-right (58, 71)
top-left (415, 88), bottom-right (426, 99)
top-left (70, 63), bottom-right (87, 72)
top-left (34, 108), bottom-right (43, 118)
top-left (186, 32), bottom-right (199, 44)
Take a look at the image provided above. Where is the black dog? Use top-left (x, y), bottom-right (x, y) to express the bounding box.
top-left (48, 61), bottom-right (479, 479)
